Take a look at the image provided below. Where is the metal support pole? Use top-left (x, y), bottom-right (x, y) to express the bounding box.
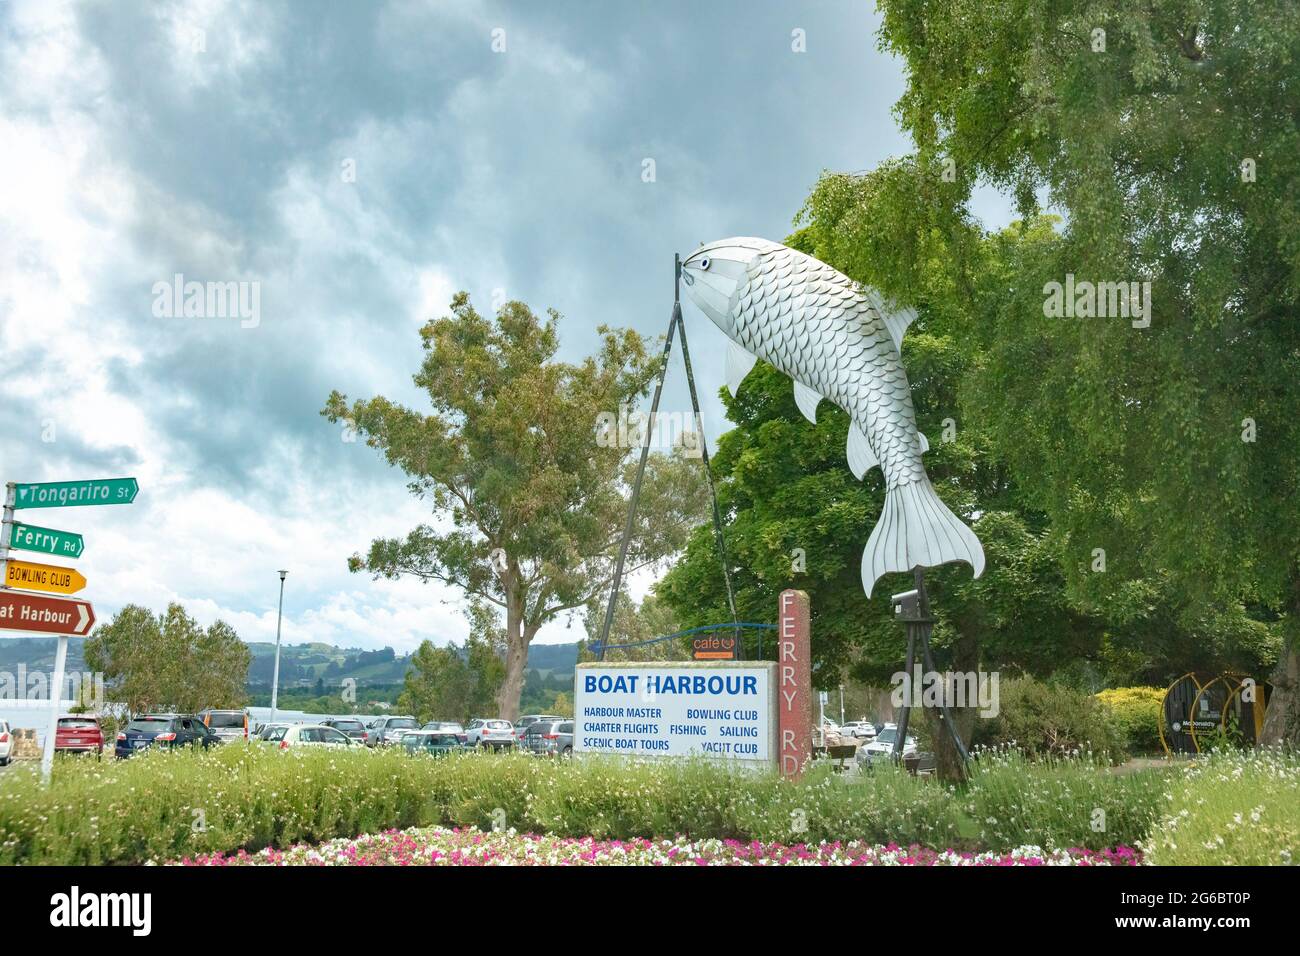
top-left (597, 254), bottom-right (743, 662)
top-left (0, 482), bottom-right (14, 565)
top-left (40, 635), bottom-right (67, 785)
top-left (269, 570), bottom-right (287, 722)
top-left (894, 617), bottom-right (917, 758)
top-left (892, 567), bottom-right (970, 762)
top-left (674, 286), bottom-right (741, 658)
top-left (596, 261), bottom-right (681, 661)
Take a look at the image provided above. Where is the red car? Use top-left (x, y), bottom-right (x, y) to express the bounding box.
top-left (54, 716), bottom-right (104, 757)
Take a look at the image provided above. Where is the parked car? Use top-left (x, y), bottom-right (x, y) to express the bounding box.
top-left (265, 724), bottom-right (359, 751)
top-left (322, 717), bottom-right (370, 745)
top-left (523, 719), bottom-right (574, 756)
top-left (402, 730), bottom-right (469, 757)
top-left (466, 718), bottom-right (515, 749)
top-left (856, 727), bottom-right (917, 768)
top-left (839, 720), bottom-right (876, 740)
top-left (365, 715), bottom-right (420, 747)
top-left (54, 716), bottom-right (105, 756)
top-left (115, 714), bottom-right (218, 758)
top-left (0, 720), bottom-right (12, 766)
top-left (199, 708), bottom-right (251, 744)
top-left (254, 722), bottom-right (291, 741)
top-left (421, 721), bottom-right (467, 744)
top-left (512, 714), bottom-right (562, 748)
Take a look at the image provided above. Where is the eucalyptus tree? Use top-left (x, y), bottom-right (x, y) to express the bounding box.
top-left (324, 292), bottom-right (706, 719)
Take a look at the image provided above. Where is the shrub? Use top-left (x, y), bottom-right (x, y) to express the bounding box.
top-left (968, 676), bottom-right (1127, 762)
top-left (964, 748), bottom-right (1169, 851)
top-left (1095, 686), bottom-right (1165, 754)
top-left (1142, 747), bottom-right (1300, 865)
top-left (0, 745), bottom-right (970, 864)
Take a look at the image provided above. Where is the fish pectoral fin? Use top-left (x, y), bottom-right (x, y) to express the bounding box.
top-left (793, 380), bottom-right (823, 424)
top-left (846, 422), bottom-right (878, 480)
top-left (881, 306), bottom-right (917, 353)
top-left (918, 431), bottom-right (929, 454)
top-left (726, 340), bottom-right (758, 396)
top-left (867, 287), bottom-right (917, 352)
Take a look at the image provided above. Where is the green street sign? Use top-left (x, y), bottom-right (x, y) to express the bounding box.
top-left (7, 522), bottom-right (85, 558)
top-left (13, 477), bottom-right (138, 510)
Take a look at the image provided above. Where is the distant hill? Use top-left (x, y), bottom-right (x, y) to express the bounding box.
top-left (0, 637), bottom-right (89, 674)
top-left (245, 640), bottom-right (580, 688)
top-left (526, 642), bottom-right (580, 675)
top-left (0, 635), bottom-right (579, 691)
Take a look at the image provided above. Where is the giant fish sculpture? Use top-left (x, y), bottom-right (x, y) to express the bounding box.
top-left (680, 237), bottom-right (984, 597)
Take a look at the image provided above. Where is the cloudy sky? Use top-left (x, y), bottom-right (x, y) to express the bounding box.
top-left (0, 0), bottom-right (1013, 653)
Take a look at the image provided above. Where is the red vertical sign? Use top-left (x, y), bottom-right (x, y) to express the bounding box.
top-left (777, 589), bottom-right (812, 778)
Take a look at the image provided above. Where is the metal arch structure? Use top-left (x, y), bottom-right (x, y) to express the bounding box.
top-left (590, 622), bottom-right (778, 661)
top-left (1159, 671), bottom-right (1273, 756)
top-left (1159, 672), bottom-right (1203, 756)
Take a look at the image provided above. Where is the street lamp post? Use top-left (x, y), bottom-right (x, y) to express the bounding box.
top-left (270, 570), bottom-right (288, 724)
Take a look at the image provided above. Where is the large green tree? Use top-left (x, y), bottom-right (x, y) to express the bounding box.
top-left (397, 604), bottom-right (505, 723)
top-left (875, 0), bottom-right (1300, 740)
top-left (577, 592), bottom-right (683, 662)
top-left (84, 603), bottom-right (250, 715)
top-left (324, 293), bottom-right (707, 719)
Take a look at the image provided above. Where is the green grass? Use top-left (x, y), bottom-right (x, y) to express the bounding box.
top-left (1142, 747), bottom-right (1300, 865)
top-left (963, 747), bottom-right (1171, 851)
top-left (1, 744), bottom-right (1292, 865)
top-left (0, 747), bottom-right (967, 864)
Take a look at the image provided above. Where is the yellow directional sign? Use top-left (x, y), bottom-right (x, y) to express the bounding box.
top-left (2, 559), bottom-right (87, 595)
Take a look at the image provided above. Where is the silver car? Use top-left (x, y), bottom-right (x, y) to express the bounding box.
top-left (466, 718), bottom-right (515, 749)
top-left (523, 719), bottom-right (573, 756)
top-left (199, 709), bottom-right (251, 744)
top-left (365, 715), bottom-right (420, 747)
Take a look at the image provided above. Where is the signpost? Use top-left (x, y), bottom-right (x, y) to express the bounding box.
top-left (6, 522), bottom-right (84, 558)
top-left (0, 477), bottom-right (138, 783)
top-left (691, 633), bottom-right (736, 660)
top-left (776, 589), bottom-right (813, 778)
top-left (3, 559), bottom-right (87, 595)
top-left (574, 661), bottom-right (776, 767)
top-left (13, 477), bottom-right (138, 510)
top-left (0, 591), bottom-right (96, 636)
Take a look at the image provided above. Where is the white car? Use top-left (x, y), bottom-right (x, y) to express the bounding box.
top-left (839, 721), bottom-right (877, 740)
top-left (266, 724), bottom-right (361, 751)
top-left (466, 718), bottom-right (515, 749)
top-left (856, 727), bottom-right (917, 767)
top-left (0, 720), bottom-right (12, 766)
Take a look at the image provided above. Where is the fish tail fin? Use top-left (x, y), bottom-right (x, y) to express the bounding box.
top-left (861, 479), bottom-right (985, 597)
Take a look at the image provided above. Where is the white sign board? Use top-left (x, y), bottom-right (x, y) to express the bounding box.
top-left (574, 662), bottom-right (776, 767)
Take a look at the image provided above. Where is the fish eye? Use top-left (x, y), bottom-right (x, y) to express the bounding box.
top-left (699, 257), bottom-right (711, 270)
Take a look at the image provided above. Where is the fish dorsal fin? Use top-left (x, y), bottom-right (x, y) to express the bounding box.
top-left (918, 432), bottom-right (929, 453)
top-left (793, 380), bottom-right (822, 423)
top-left (866, 287), bottom-right (917, 352)
top-left (726, 340), bottom-right (758, 395)
top-left (846, 422), bottom-right (878, 479)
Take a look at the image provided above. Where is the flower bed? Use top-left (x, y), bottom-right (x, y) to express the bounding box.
top-left (175, 826), bottom-right (1143, 866)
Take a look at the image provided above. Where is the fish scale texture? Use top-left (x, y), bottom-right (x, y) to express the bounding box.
top-left (735, 245), bottom-right (925, 488)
